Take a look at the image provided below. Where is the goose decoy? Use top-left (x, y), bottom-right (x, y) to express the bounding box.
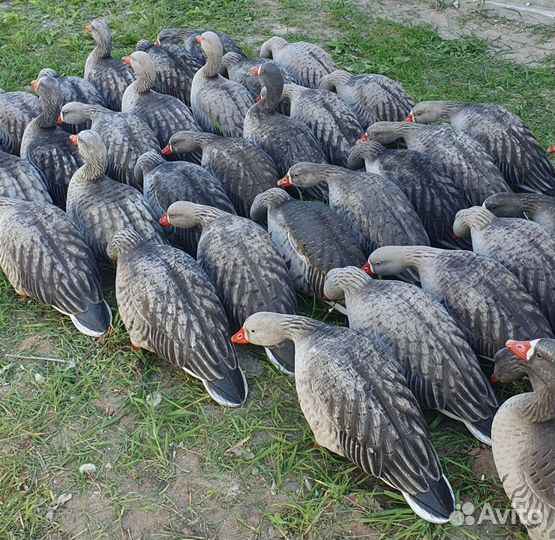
top-left (453, 206), bottom-right (555, 329)
top-left (491, 347), bottom-right (526, 384)
top-left (37, 68), bottom-right (106, 109)
top-left (0, 150), bottom-right (52, 203)
top-left (324, 267), bottom-right (497, 444)
top-left (135, 150), bottom-right (235, 255)
top-left (163, 130), bottom-right (279, 217)
top-left (279, 163), bottom-right (429, 255)
top-left (121, 51), bottom-right (200, 151)
top-left (20, 76), bottom-right (83, 208)
top-left (108, 228), bottom-right (248, 407)
top-left (60, 101), bottom-right (159, 189)
top-left (232, 312), bottom-right (455, 523)
top-left (319, 70), bottom-right (414, 126)
top-left (348, 141), bottom-right (468, 248)
top-left (259, 37), bottom-right (337, 88)
top-left (84, 19), bottom-right (136, 111)
top-left (66, 131), bottom-right (166, 263)
top-left (250, 188), bottom-right (365, 297)
top-left (366, 246), bottom-right (554, 358)
top-left (0, 89), bottom-right (42, 155)
top-left (362, 121), bottom-right (512, 206)
top-left (190, 32), bottom-right (253, 137)
top-left (492, 338), bottom-right (555, 540)
top-left (408, 101), bottom-right (555, 195)
top-left (483, 192), bottom-right (555, 236)
top-left (281, 83), bottom-right (362, 167)
top-left (161, 201), bottom-right (298, 374)
top-left (0, 197), bottom-right (111, 336)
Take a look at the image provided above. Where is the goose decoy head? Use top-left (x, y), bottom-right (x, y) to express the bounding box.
top-left (231, 312), bottom-right (291, 347)
top-left (260, 36), bottom-right (288, 59)
top-left (71, 129), bottom-right (108, 167)
top-left (548, 145), bottom-right (555, 155)
top-left (506, 339), bottom-right (555, 386)
top-left (107, 228), bottom-right (145, 262)
top-left (491, 347), bottom-right (527, 384)
top-left (86, 19), bottom-right (112, 49)
top-left (323, 266), bottom-right (370, 302)
top-left (122, 51), bottom-right (155, 81)
top-left (250, 188), bottom-right (292, 224)
top-left (37, 68), bottom-right (59, 79)
top-left (483, 192), bottom-right (547, 219)
top-left (196, 31), bottom-right (223, 59)
top-left (160, 201), bottom-right (228, 230)
top-left (408, 101), bottom-right (464, 124)
top-left (362, 121), bottom-right (406, 145)
top-left (253, 62), bottom-right (284, 105)
top-left (366, 246), bottom-right (423, 277)
top-left (60, 101), bottom-right (92, 126)
top-left (165, 131), bottom-right (213, 156)
top-left (453, 206), bottom-right (495, 239)
top-left (278, 162), bottom-right (332, 189)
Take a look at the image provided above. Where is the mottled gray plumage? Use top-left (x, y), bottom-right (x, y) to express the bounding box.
top-left (0, 89), bottom-right (42, 155)
top-left (0, 150), bottom-right (52, 203)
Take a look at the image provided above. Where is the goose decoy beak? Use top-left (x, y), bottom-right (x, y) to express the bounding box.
top-left (69, 134), bottom-right (79, 146)
top-left (159, 214), bottom-right (171, 227)
top-left (506, 339), bottom-right (533, 361)
top-left (277, 174), bottom-right (292, 188)
top-left (31, 80), bottom-right (39, 92)
top-left (195, 34), bottom-right (202, 44)
top-left (356, 133), bottom-right (368, 144)
top-left (154, 38), bottom-right (161, 46)
top-left (321, 295), bottom-right (329, 302)
top-left (250, 66), bottom-right (262, 77)
top-left (122, 55), bottom-right (132, 65)
top-left (161, 144), bottom-right (173, 156)
top-left (406, 112), bottom-right (415, 123)
top-left (85, 24), bottom-right (92, 33)
top-left (361, 262), bottom-right (376, 277)
top-left (57, 115), bottom-right (64, 126)
top-left (490, 374), bottom-right (499, 383)
top-left (255, 94), bottom-right (263, 103)
top-left (231, 328), bottom-right (250, 344)
top-left (548, 145), bottom-right (555, 155)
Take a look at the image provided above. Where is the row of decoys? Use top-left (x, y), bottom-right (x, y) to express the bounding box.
top-left (0, 19), bottom-right (554, 536)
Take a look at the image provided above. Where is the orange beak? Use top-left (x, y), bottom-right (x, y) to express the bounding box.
top-left (31, 80), bottom-right (39, 92)
top-left (361, 262), bottom-right (376, 277)
top-left (255, 94), bottom-right (262, 103)
top-left (57, 115), bottom-right (64, 126)
top-left (506, 340), bottom-right (532, 362)
top-left (321, 294), bottom-right (330, 302)
top-left (154, 38), bottom-right (161, 46)
top-left (406, 113), bottom-right (415, 123)
top-left (548, 145), bottom-right (555, 155)
top-left (122, 55), bottom-right (132, 65)
top-left (231, 328), bottom-right (250, 344)
top-left (159, 214), bottom-right (171, 227)
top-left (357, 133), bottom-right (368, 144)
top-left (277, 174), bottom-right (292, 188)
top-left (490, 374), bottom-right (499, 383)
top-left (85, 24), bottom-right (92, 33)
top-left (161, 144), bottom-right (173, 156)
top-left (195, 34), bottom-right (202, 44)
top-left (69, 134), bottom-right (78, 146)
top-left (250, 66), bottom-right (261, 76)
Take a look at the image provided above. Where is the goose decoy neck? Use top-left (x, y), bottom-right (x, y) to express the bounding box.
top-left (453, 206), bottom-right (495, 238)
top-left (165, 201), bottom-right (229, 230)
top-left (257, 63), bottom-right (284, 113)
top-left (107, 228), bottom-right (145, 261)
top-left (324, 266), bottom-right (372, 301)
top-left (134, 150), bottom-right (164, 183)
top-left (35, 78), bottom-right (63, 128)
top-left (72, 130), bottom-right (108, 182)
top-left (169, 131), bottom-right (218, 155)
top-left (410, 100), bottom-right (466, 123)
top-left (200, 32), bottom-right (224, 77)
top-left (368, 245), bottom-right (441, 276)
top-left (90, 20), bottom-right (113, 59)
top-left (220, 52), bottom-right (244, 76)
top-left (250, 188), bottom-right (292, 223)
top-left (129, 52), bottom-right (156, 93)
top-left (318, 69), bottom-right (351, 92)
top-left (260, 36), bottom-right (287, 59)
top-left (347, 141), bottom-right (385, 169)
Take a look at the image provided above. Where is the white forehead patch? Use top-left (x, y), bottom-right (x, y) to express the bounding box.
top-left (527, 339), bottom-right (541, 361)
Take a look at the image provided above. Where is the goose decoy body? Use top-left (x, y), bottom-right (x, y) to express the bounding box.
top-left (20, 76), bottom-right (83, 208)
top-left (362, 121), bottom-right (512, 206)
top-left (492, 338), bottom-right (555, 540)
top-left (454, 206), bottom-right (555, 329)
top-left (281, 83), bottom-right (363, 167)
top-left (108, 228), bottom-right (248, 407)
top-left (280, 162), bottom-right (429, 255)
top-left (84, 19), bottom-right (136, 111)
top-left (232, 312), bottom-right (455, 523)
top-left (66, 131), bottom-right (166, 263)
top-left (366, 246), bottom-right (554, 358)
top-left (190, 32), bottom-right (253, 137)
top-left (250, 188), bottom-right (365, 297)
top-left (135, 150), bottom-right (235, 255)
top-left (259, 37), bottom-right (337, 88)
top-left (0, 197), bottom-right (111, 336)
top-left (324, 267), bottom-right (498, 444)
top-left (408, 101), bottom-right (555, 195)
top-left (60, 101), bottom-right (159, 189)
top-left (319, 70), bottom-right (414, 127)
top-left (162, 201), bottom-right (298, 374)
top-left (0, 89), bottom-right (42, 156)
top-left (348, 141), bottom-right (468, 248)
top-left (163, 130), bottom-right (279, 217)
top-left (491, 347), bottom-right (526, 384)
top-left (0, 150), bottom-right (52, 203)
top-left (121, 51), bottom-right (200, 150)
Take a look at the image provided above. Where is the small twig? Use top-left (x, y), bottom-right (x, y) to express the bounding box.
top-left (4, 353), bottom-right (71, 364)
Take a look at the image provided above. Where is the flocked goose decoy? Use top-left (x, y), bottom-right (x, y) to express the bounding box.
top-left (60, 101), bottom-right (159, 189)
top-left (20, 76), bottom-right (83, 208)
top-left (232, 312), bottom-right (455, 523)
top-left (324, 267), bottom-right (498, 444)
top-left (163, 130), bottom-right (279, 217)
top-left (66, 131), bottom-right (166, 263)
top-left (250, 188), bottom-right (365, 297)
top-left (259, 37), bottom-right (337, 88)
top-left (319, 70), bottom-right (414, 127)
top-left (362, 121), bottom-right (512, 206)
top-left (161, 201), bottom-right (298, 374)
top-left (0, 150), bottom-right (52, 203)
top-left (108, 228), bottom-right (248, 407)
top-left (453, 206), bottom-right (555, 330)
top-left (366, 246), bottom-right (554, 358)
top-left (0, 89), bottom-right (42, 155)
top-left (0, 198), bottom-right (112, 336)
top-left (492, 338), bottom-right (555, 540)
top-left (84, 19), bottom-right (136, 111)
top-left (408, 101), bottom-right (555, 195)
top-left (190, 32), bottom-right (253, 137)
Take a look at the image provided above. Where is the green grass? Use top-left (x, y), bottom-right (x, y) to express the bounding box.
top-left (1, 0), bottom-right (553, 539)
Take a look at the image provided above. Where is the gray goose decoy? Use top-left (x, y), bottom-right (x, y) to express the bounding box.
top-left (20, 76), bottom-right (83, 208)
top-left (492, 338), bottom-right (555, 540)
top-left (0, 150), bottom-right (52, 203)
top-left (0, 89), bottom-right (42, 155)
top-left (491, 346), bottom-right (526, 384)
top-left (454, 206), bottom-right (555, 330)
top-left (281, 83), bottom-right (363, 167)
top-left (121, 51), bottom-right (200, 150)
top-left (84, 19), bottom-right (136, 111)
top-left (66, 131), bottom-right (166, 263)
top-left (319, 70), bottom-right (414, 127)
top-left (483, 192), bottom-right (555, 236)
top-left (135, 150), bottom-right (235, 255)
top-left (348, 141), bottom-right (468, 248)
top-left (232, 312), bottom-right (455, 523)
top-left (409, 101), bottom-right (555, 195)
top-left (190, 32), bottom-right (253, 137)
top-left (366, 246), bottom-right (554, 358)
top-left (60, 101), bottom-right (159, 189)
top-left (161, 201), bottom-right (298, 374)
top-left (0, 197), bottom-right (111, 336)
top-left (108, 228), bottom-right (248, 407)
top-left (250, 188), bottom-right (365, 297)
top-left (280, 162), bottom-right (429, 256)
top-left (324, 267), bottom-right (498, 444)
top-left (362, 121), bottom-right (512, 206)
top-left (163, 130), bottom-right (279, 217)
top-left (259, 37), bottom-right (337, 88)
